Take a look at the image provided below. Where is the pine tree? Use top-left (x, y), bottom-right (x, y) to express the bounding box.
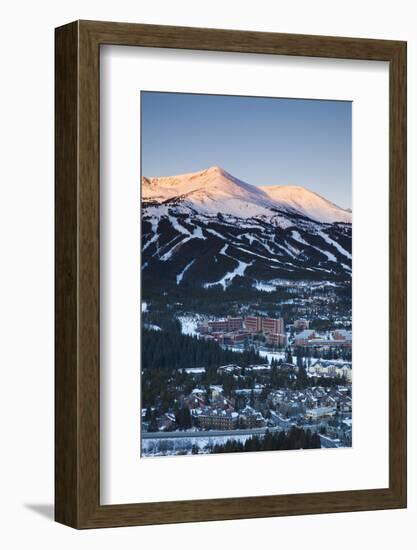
top-left (311, 432), bottom-right (321, 448)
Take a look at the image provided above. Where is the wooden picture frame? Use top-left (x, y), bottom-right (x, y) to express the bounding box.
top-left (55, 20), bottom-right (407, 528)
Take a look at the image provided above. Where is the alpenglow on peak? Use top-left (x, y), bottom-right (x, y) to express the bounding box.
top-left (142, 166), bottom-right (351, 224)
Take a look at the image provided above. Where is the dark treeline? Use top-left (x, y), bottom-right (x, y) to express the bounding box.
top-left (142, 278), bottom-right (299, 315)
top-left (143, 311), bottom-right (181, 333)
top-left (142, 328), bottom-right (267, 371)
top-left (142, 275), bottom-right (351, 322)
top-left (210, 427), bottom-right (321, 454)
top-left (293, 344), bottom-right (351, 362)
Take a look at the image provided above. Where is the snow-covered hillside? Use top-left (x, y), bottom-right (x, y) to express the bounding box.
top-left (142, 166), bottom-right (351, 223)
top-left (260, 185), bottom-right (351, 224)
top-left (141, 166), bottom-right (352, 290)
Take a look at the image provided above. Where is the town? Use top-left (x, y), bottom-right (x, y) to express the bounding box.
top-left (197, 314), bottom-right (351, 353)
top-left (141, 313), bottom-right (352, 456)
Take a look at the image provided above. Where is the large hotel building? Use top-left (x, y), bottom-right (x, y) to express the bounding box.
top-left (204, 315), bottom-right (287, 347)
top-left (245, 316), bottom-right (284, 335)
top-left (207, 317), bottom-right (244, 333)
top-left (244, 316), bottom-right (262, 333)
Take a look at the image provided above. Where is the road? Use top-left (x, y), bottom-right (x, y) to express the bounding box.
top-left (143, 424), bottom-right (339, 442)
top-left (142, 427), bottom-right (278, 439)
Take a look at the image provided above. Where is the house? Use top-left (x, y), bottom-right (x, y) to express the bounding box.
top-left (239, 405), bottom-right (266, 428)
top-left (193, 407), bottom-right (239, 430)
top-left (305, 406), bottom-right (336, 421)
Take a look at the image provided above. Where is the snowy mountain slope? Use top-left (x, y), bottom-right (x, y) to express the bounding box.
top-left (259, 185), bottom-right (351, 224)
top-left (141, 167), bottom-right (352, 290)
top-left (142, 166), bottom-right (351, 223)
top-left (143, 166), bottom-right (281, 219)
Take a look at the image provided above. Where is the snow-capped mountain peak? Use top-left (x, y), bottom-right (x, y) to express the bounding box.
top-left (142, 166), bottom-right (276, 218)
top-left (141, 167), bottom-right (352, 289)
top-left (142, 166), bottom-right (351, 224)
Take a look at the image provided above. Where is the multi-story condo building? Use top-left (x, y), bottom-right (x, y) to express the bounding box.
top-left (227, 317), bottom-right (244, 331)
top-left (207, 319), bottom-right (229, 332)
top-left (239, 406), bottom-right (266, 428)
top-left (244, 316), bottom-right (263, 333)
top-left (244, 315), bottom-right (284, 335)
top-left (305, 406), bottom-right (336, 421)
top-left (266, 332), bottom-right (287, 347)
top-left (307, 360), bottom-right (352, 382)
top-left (194, 408), bottom-right (239, 430)
top-left (207, 316), bottom-right (244, 333)
top-left (306, 338), bottom-right (352, 349)
top-left (220, 331), bottom-right (251, 345)
top-left (261, 316), bottom-right (284, 335)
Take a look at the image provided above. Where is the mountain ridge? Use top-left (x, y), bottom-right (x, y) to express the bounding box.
top-left (141, 166), bottom-right (352, 291)
top-left (142, 166), bottom-right (351, 224)
top-left (259, 184), bottom-right (351, 224)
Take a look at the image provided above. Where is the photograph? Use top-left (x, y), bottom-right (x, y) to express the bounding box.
top-left (140, 91), bottom-right (352, 457)
top-left (0, 1), bottom-right (409, 540)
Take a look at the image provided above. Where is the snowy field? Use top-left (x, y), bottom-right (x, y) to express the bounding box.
top-left (258, 349), bottom-right (288, 363)
top-left (142, 433), bottom-right (253, 457)
top-left (177, 315), bottom-right (200, 336)
top-left (228, 345), bottom-right (289, 365)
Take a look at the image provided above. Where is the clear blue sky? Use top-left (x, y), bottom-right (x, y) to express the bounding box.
top-left (141, 91), bottom-right (352, 209)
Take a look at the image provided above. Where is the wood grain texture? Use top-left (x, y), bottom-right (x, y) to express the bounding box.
top-left (55, 21), bottom-right (79, 527)
top-left (388, 41), bottom-right (407, 505)
top-left (55, 20), bottom-right (407, 529)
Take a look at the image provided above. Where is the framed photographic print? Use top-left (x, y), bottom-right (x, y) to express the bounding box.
top-left (55, 20), bottom-right (407, 528)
